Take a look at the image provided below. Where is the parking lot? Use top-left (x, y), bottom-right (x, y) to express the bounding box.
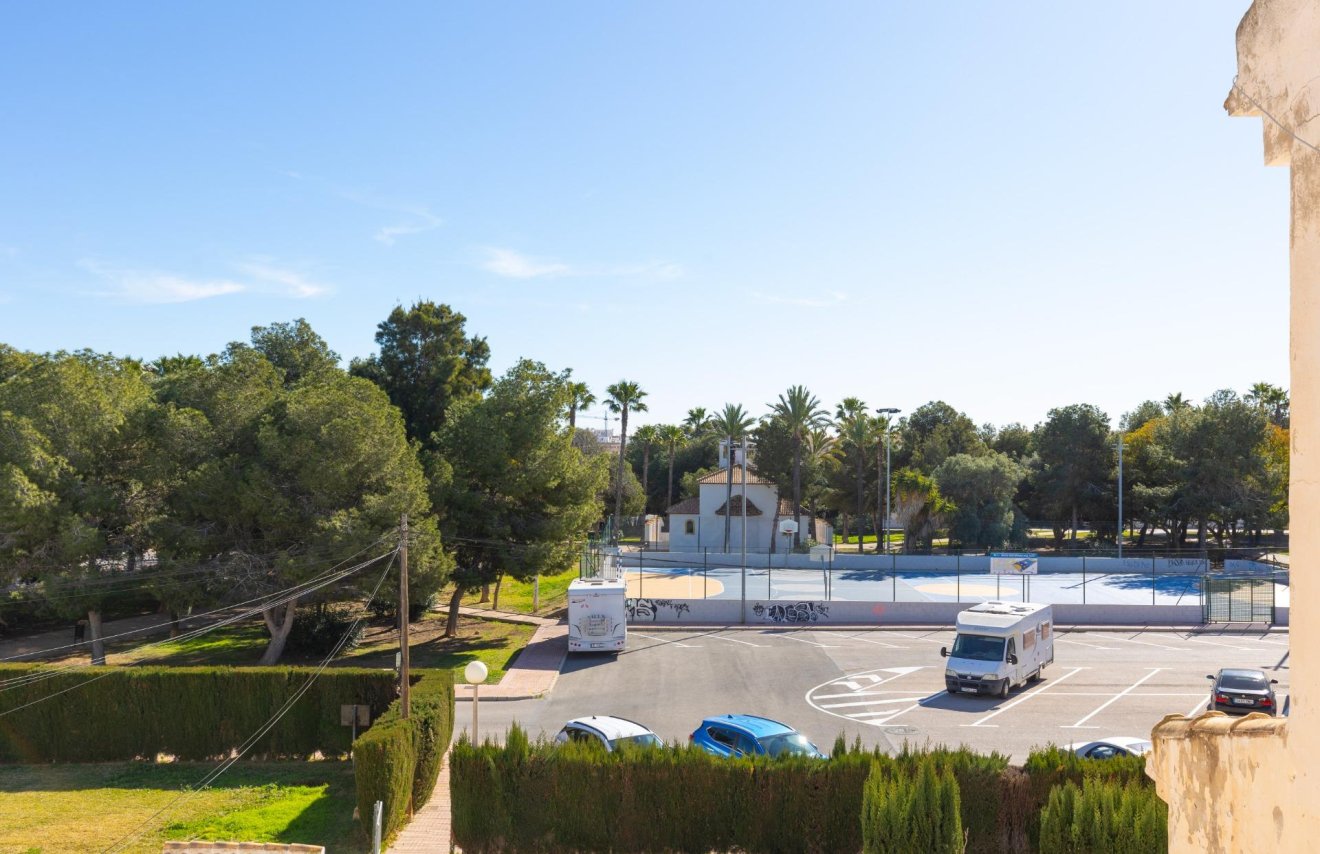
top-left (460, 626), bottom-right (1290, 762)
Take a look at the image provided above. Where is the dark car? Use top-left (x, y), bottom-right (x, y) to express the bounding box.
top-left (1207, 668), bottom-right (1279, 715)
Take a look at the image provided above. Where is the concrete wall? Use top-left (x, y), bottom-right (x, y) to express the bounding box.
top-left (629, 551), bottom-right (1207, 574)
top-left (624, 598), bottom-right (1204, 626)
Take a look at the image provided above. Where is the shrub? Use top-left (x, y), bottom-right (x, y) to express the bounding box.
top-left (353, 668), bottom-right (454, 844)
top-left (892, 744), bottom-right (1010, 853)
top-left (284, 603), bottom-right (363, 658)
top-left (1038, 778), bottom-right (1168, 853)
top-left (0, 665), bottom-right (395, 762)
top-left (861, 758), bottom-right (962, 854)
top-left (452, 732), bottom-right (878, 854)
top-left (1023, 745), bottom-right (1153, 848)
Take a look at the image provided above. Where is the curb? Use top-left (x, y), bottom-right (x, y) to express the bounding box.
top-left (622, 623), bottom-right (1288, 634)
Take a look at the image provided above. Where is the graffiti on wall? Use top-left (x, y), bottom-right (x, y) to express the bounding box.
top-left (752, 601), bottom-right (831, 624)
top-left (626, 598), bottom-right (692, 622)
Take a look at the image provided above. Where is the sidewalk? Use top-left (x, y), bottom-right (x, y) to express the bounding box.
top-left (0, 611), bottom-right (177, 662)
top-left (386, 750), bottom-right (453, 854)
top-left (454, 622), bottom-right (567, 700)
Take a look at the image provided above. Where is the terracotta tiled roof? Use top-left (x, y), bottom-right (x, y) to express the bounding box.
top-left (666, 497), bottom-right (701, 515)
top-left (714, 495), bottom-right (763, 516)
top-left (696, 465), bottom-right (770, 485)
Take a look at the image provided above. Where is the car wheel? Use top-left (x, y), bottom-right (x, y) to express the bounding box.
top-left (998, 679), bottom-right (1010, 699)
top-left (1028, 668), bottom-right (1042, 683)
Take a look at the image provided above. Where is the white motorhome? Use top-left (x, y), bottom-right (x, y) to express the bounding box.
top-left (567, 576), bottom-right (627, 653)
top-left (941, 601), bottom-right (1054, 698)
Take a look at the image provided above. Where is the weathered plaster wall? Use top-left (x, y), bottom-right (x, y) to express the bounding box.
top-left (1149, 2), bottom-right (1318, 850)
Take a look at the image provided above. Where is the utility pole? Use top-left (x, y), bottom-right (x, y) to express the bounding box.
top-left (399, 514), bottom-right (411, 720)
top-left (876, 408), bottom-right (901, 554)
top-left (1117, 434), bottom-right (1124, 558)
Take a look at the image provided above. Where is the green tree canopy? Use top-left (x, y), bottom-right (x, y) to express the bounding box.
top-left (350, 301), bottom-right (493, 445)
top-left (898, 401), bottom-right (986, 473)
top-left (933, 452), bottom-right (1025, 549)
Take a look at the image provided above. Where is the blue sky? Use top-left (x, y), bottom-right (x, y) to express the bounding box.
top-left (0, 2), bottom-right (1287, 432)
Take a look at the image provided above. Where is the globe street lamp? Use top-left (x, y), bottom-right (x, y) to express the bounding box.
top-left (876, 408), bottom-right (901, 554)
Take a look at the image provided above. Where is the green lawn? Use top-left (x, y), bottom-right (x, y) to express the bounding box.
top-left (0, 762), bottom-right (365, 853)
top-left (459, 563), bottom-right (579, 615)
top-left (97, 612), bottom-right (534, 684)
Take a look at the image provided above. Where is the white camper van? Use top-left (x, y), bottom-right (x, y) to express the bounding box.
top-left (567, 576), bottom-right (627, 653)
top-left (941, 601), bottom-right (1054, 698)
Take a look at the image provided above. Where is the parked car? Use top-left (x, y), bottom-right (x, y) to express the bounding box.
top-left (554, 716), bottom-right (662, 751)
top-left (1207, 668), bottom-right (1280, 715)
top-left (690, 714), bottom-right (825, 759)
top-left (1066, 737), bottom-right (1153, 759)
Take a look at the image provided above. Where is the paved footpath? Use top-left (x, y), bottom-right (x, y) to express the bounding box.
top-left (389, 607), bottom-right (567, 853)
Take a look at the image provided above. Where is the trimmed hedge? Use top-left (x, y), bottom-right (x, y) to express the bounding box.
top-left (1039, 778), bottom-right (1168, 853)
top-left (353, 668), bottom-right (454, 843)
top-left (452, 725), bottom-right (876, 853)
top-left (888, 745), bottom-right (1014, 853)
top-left (0, 665), bottom-right (395, 762)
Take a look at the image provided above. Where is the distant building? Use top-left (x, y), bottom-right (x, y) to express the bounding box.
top-left (665, 464), bottom-right (832, 552)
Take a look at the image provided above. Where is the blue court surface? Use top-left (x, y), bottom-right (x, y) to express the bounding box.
top-left (623, 565), bottom-right (1218, 606)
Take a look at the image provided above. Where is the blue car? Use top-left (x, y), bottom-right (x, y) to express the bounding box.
top-left (690, 714), bottom-right (825, 759)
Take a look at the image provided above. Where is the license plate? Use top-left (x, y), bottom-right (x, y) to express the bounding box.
top-left (1232, 698), bottom-right (1254, 706)
top-left (961, 687), bottom-right (978, 693)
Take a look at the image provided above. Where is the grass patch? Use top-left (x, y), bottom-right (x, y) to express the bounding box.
top-left (0, 762), bottom-right (365, 853)
top-left (458, 563), bottom-right (579, 615)
top-left (60, 612), bottom-right (534, 685)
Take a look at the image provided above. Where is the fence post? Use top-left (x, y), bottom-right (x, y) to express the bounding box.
top-left (1152, 556), bottom-right (1156, 607)
top-left (372, 800), bottom-right (383, 854)
top-left (1082, 556), bottom-right (1087, 605)
top-left (639, 548), bottom-right (644, 599)
top-left (703, 547), bottom-right (708, 599)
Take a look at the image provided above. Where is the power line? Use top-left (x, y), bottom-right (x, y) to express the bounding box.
top-left (1232, 75), bottom-right (1320, 157)
top-left (102, 550), bottom-right (399, 854)
top-left (0, 549), bottom-right (394, 698)
top-left (0, 534), bottom-right (395, 664)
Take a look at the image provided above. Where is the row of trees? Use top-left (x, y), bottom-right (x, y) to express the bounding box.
top-left (0, 304), bottom-right (611, 662)
top-left (606, 384), bottom-right (1289, 553)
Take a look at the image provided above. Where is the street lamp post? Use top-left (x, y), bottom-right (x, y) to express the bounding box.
top-left (1117, 433), bottom-right (1124, 558)
top-left (876, 408), bottom-right (901, 555)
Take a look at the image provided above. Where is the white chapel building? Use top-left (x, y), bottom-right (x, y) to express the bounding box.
top-left (664, 442), bottom-right (832, 552)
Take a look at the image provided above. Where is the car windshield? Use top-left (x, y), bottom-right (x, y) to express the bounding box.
top-left (759, 732), bottom-right (816, 758)
top-left (613, 733), bottom-right (662, 749)
top-left (951, 634), bottom-right (1006, 662)
top-left (1219, 673), bottom-right (1268, 691)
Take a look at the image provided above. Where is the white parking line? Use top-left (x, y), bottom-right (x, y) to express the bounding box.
top-left (764, 632), bottom-right (837, 648)
top-left (822, 697), bottom-right (926, 710)
top-left (1062, 669), bottom-right (1163, 729)
top-left (630, 632), bottom-right (702, 648)
top-left (878, 631), bottom-right (949, 644)
top-left (707, 633), bottom-right (764, 647)
top-left (962, 667), bottom-right (1087, 728)
top-left (1110, 636), bottom-right (1181, 652)
top-left (1056, 638), bottom-right (1118, 651)
top-left (811, 690), bottom-right (929, 701)
top-left (1186, 697), bottom-right (1210, 716)
top-left (843, 633), bottom-right (907, 649)
top-left (1181, 637), bottom-right (1254, 652)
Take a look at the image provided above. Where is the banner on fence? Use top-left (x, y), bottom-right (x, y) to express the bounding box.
top-left (990, 552), bottom-right (1039, 575)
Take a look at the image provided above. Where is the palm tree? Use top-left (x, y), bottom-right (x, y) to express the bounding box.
top-left (683, 407), bottom-right (710, 438)
top-left (605, 381), bottom-right (648, 537)
top-left (835, 397), bottom-right (875, 553)
top-left (632, 424), bottom-right (661, 515)
top-left (566, 381), bottom-right (595, 432)
top-left (1246, 382), bottom-right (1290, 427)
top-left (1164, 392), bottom-right (1190, 413)
top-left (658, 424), bottom-right (686, 511)
top-left (708, 403), bottom-right (755, 552)
top-left (803, 426), bottom-right (839, 541)
top-left (770, 385), bottom-right (829, 547)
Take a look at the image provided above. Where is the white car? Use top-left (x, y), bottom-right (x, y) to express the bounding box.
top-left (1066, 736), bottom-right (1152, 759)
top-left (554, 716), bottom-right (662, 752)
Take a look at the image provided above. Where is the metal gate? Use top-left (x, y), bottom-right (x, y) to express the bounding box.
top-left (1203, 575), bottom-right (1276, 622)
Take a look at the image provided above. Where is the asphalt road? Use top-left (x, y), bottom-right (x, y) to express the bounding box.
top-left (459, 627), bottom-right (1290, 762)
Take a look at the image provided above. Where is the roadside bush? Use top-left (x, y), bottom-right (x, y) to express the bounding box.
top-left (1023, 745), bottom-right (1153, 848)
top-left (353, 668), bottom-right (454, 844)
top-left (891, 744), bottom-right (1011, 853)
top-left (0, 665), bottom-right (395, 762)
top-left (1038, 778), bottom-right (1168, 853)
top-left (862, 758), bottom-right (962, 854)
top-left (284, 603), bottom-right (363, 657)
